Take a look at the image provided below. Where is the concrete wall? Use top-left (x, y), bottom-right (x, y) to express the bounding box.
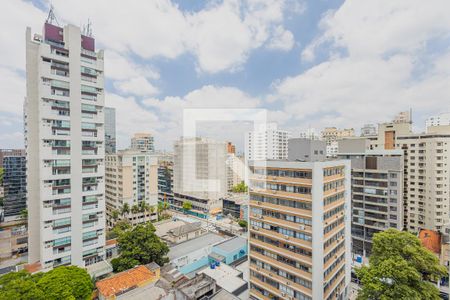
top-left (288, 138), bottom-right (326, 162)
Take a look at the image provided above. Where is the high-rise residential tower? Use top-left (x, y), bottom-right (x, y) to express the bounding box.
top-left (2, 155), bottom-right (27, 220)
top-left (105, 150), bottom-right (158, 227)
top-left (173, 137), bottom-right (227, 218)
top-left (104, 107), bottom-right (116, 154)
top-left (338, 139), bottom-right (404, 257)
top-left (25, 21), bottom-right (106, 269)
top-left (248, 160), bottom-right (351, 300)
top-left (131, 133), bottom-right (155, 153)
top-left (0, 149), bottom-right (25, 169)
top-left (245, 123), bottom-right (290, 162)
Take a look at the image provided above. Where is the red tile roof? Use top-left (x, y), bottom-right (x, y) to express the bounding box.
top-left (419, 229), bottom-right (441, 254)
top-left (96, 265), bottom-right (155, 297)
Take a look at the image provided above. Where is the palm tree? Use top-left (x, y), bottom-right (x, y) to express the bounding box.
top-left (149, 205), bottom-right (156, 222)
top-left (111, 209), bottom-right (119, 224)
top-left (131, 204), bottom-right (139, 224)
top-left (121, 203), bottom-right (130, 220)
top-left (138, 201), bottom-right (148, 223)
top-left (157, 202), bottom-right (164, 221)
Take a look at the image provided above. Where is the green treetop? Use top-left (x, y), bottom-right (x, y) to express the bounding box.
top-left (356, 229), bottom-right (447, 300)
top-left (111, 223), bottom-right (169, 272)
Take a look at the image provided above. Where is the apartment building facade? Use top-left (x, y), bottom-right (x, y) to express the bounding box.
top-left (227, 153), bottom-right (245, 191)
top-left (131, 133), bottom-right (155, 153)
top-left (158, 158), bottom-right (174, 206)
top-left (426, 112), bottom-right (450, 131)
top-left (245, 123), bottom-right (290, 162)
top-left (173, 137), bottom-right (227, 217)
top-left (25, 22), bottom-right (106, 268)
top-left (0, 149), bottom-right (25, 169)
top-left (104, 107), bottom-right (116, 154)
top-left (2, 156), bottom-right (27, 220)
top-left (338, 140), bottom-right (404, 257)
top-left (321, 127), bottom-right (355, 158)
top-left (248, 160), bottom-right (351, 300)
top-left (396, 126), bottom-right (450, 232)
top-left (105, 150), bottom-right (158, 227)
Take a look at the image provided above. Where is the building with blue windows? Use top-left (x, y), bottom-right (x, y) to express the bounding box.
top-left (2, 156), bottom-right (27, 219)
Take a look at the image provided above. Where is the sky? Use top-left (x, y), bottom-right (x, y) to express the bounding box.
top-left (1, 0), bottom-right (450, 151)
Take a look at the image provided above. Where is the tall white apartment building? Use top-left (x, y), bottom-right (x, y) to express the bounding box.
top-left (245, 123), bottom-right (290, 162)
top-left (25, 22), bottom-right (106, 269)
top-left (226, 153), bottom-right (245, 191)
top-left (131, 133), bottom-right (155, 153)
top-left (426, 112), bottom-right (450, 131)
top-left (248, 160), bottom-right (351, 300)
top-left (105, 150), bottom-right (158, 227)
top-left (173, 137), bottom-right (227, 217)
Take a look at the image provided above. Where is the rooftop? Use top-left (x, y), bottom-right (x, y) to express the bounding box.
top-left (214, 236), bottom-right (247, 253)
top-left (198, 263), bottom-right (246, 294)
top-left (168, 222), bottom-right (202, 237)
top-left (96, 263), bottom-right (160, 298)
top-left (155, 220), bottom-right (188, 237)
top-left (210, 289), bottom-right (240, 300)
top-left (168, 233), bottom-right (224, 260)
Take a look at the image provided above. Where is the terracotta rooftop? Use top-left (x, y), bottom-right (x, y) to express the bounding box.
top-left (105, 238), bottom-right (117, 246)
top-left (96, 264), bottom-right (158, 297)
top-left (23, 262), bottom-right (41, 273)
top-left (419, 229), bottom-right (441, 254)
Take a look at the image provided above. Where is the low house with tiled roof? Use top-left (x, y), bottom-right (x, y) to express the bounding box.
top-left (96, 262), bottom-right (160, 300)
top-left (166, 222), bottom-right (206, 244)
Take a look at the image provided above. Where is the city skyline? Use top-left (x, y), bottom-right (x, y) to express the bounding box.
top-left (2, 1), bottom-right (450, 151)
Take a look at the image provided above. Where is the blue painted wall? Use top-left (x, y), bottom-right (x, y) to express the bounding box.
top-left (212, 242), bottom-right (248, 265)
top-left (179, 256), bottom-right (209, 274)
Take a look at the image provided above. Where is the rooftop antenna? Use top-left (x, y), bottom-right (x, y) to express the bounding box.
top-left (83, 18), bottom-right (93, 37)
top-left (45, 4), bottom-right (60, 26)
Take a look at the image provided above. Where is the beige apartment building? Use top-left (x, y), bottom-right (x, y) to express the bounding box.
top-left (344, 112), bottom-right (450, 233)
top-left (105, 150), bottom-right (158, 227)
top-left (131, 133), bottom-right (155, 153)
top-left (248, 160), bottom-right (351, 300)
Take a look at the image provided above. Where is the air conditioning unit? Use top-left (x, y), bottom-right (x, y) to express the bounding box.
top-left (281, 293), bottom-right (286, 297)
top-left (284, 235), bottom-right (289, 240)
top-left (299, 225), bottom-right (305, 230)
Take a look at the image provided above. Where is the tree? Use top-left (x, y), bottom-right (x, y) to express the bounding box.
top-left (238, 220), bottom-right (248, 229)
top-left (182, 201), bottom-right (192, 212)
top-left (138, 201), bottom-right (148, 222)
top-left (121, 203), bottom-right (130, 219)
top-left (111, 209), bottom-right (119, 224)
top-left (356, 229), bottom-right (447, 300)
top-left (37, 266), bottom-right (94, 300)
top-left (231, 181), bottom-right (248, 193)
top-left (112, 223), bottom-right (169, 272)
top-left (157, 202), bottom-right (164, 221)
top-left (20, 209), bottom-right (28, 220)
top-left (0, 266), bottom-right (93, 300)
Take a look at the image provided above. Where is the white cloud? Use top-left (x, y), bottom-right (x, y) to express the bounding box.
top-left (143, 85), bottom-right (261, 148)
top-left (114, 77), bottom-right (159, 97)
top-left (277, 0), bottom-right (450, 132)
top-left (104, 51), bottom-right (159, 81)
top-left (49, 0), bottom-right (300, 74)
top-left (105, 93), bottom-right (161, 149)
top-left (0, 1), bottom-right (45, 71)
top-left (267, 26), bottom-right (294, 51)
top-left (304, 0), bottom-right (450, 60)
top-left (0, 68), bottom-right (26, 115)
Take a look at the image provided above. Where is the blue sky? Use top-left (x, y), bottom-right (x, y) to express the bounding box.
top-left (1, 0), bottom-right (450, 151)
